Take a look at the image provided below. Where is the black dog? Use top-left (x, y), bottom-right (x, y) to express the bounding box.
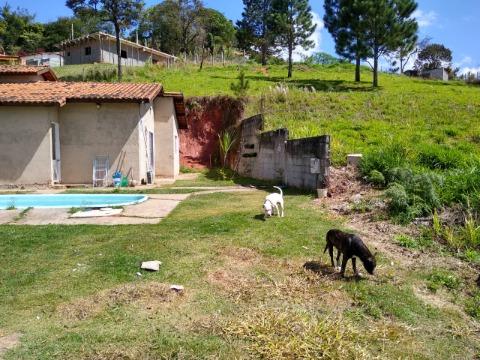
top-left (324, 229), bottom-right (376, 277)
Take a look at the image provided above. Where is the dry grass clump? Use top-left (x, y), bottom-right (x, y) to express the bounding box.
top-left (58, 282), bottom-right (181, 321)
top-left (222, 307), bottom-right (371, 359)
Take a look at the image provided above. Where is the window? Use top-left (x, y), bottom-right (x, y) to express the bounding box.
top-left (67, 51), bottom-right (70, 57)
top-left (85, 46), bottom-right (91, 56)
top-left (121, 50), bottom-right (127, 59)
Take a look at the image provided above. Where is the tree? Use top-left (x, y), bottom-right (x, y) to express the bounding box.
top-left (269, 0), bottom-right (316, 78)
top-left (389, 36), bottom-right (429, 74)
top-left (324, 0), bottom-right (371, 82)
top-left (303, 51), bottom-right (341, 65)
top-left (415, 43), bottom-right (452, 72)
top-left (177, 0), bottom-right (204, 56)
top-left (197, 8), bottom-right (235, 69)
top-left (66, 0), bottom-right (144, 80)
top-left (236, 0), bottom-right (275, 66)
top-left (361, 0), bottom-right (418, 87)
top-left (0, 5), bottom-right (44, 55)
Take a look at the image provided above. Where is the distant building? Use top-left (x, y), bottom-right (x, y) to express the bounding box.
top-left (0, 65), bottom-right (57, 83)
top-left (60, 32), bottom-right (176, 67)
top-left (422, 68), bottom-right (449, 81)
top-left (0, 54), bottom-right (20, 65)
top-left (20, 52), bottom-right (63, 67)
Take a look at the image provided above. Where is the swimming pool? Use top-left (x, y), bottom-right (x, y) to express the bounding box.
top-left (0, 194), bottom-right (148, 209)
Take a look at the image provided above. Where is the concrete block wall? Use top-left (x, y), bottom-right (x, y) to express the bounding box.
top-left (237, 114), bottom-right (330, 191)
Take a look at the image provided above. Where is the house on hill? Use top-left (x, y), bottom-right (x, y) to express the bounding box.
top-left (20, 52), bottom-right (63, 67)
top-left (0, 65), bottom-right (58, 83)
top-left (0, 82), bottom-right (186, 185)
top-left (60, 32), bottom-right (177, 67)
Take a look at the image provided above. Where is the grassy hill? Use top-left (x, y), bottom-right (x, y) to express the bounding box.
top-left (55, 63), bottom-right (480, 166)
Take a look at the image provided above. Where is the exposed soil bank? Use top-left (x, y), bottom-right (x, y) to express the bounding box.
top-left (180, 96), bottom-right (244, 168)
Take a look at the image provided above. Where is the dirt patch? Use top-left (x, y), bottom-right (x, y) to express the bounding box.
top-left (208, 249), bottom-right (352, 310)
top-left (207, 269), bottom-right (259, 303)
top-left (0, 332), bottom-right (21, 358)
top-left (58, 282), bottom-right (183, 322)
top-left (220, 246), bottom-right (261, 268)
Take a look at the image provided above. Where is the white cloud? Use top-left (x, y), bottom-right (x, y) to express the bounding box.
top-left (292, 12), bottom-right (324, 61)
top-left (413, 9), bottom-right (437, 27)
top-left (460, 67), bottom-right (480, 76)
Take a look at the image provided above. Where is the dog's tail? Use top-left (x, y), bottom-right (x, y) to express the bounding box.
top-left (273, 186), bottom-right (283, 197)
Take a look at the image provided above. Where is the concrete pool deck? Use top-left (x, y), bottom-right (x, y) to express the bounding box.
top-left (0, 187), bottom-right (258, 225)
top-left (0, 194), bottom-right (189, 225)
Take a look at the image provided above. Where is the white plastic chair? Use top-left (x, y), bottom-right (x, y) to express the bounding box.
top-left (93, 156), bottom-right (109, 187)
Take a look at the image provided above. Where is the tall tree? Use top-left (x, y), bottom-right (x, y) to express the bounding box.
top-left (269, 0), bottom-right (316, 78)
top-left (324, 0), bottom-right (371, 82)
top-left (362, 0), bottom-right (418, 87)
top-left (177, 0), bottom-right (204, 56)
top-left (236, 0), bottom-right (274, 65)
top-left (197, 8), bottom-right (235, 68)
top-left (0, 5), bottom-right (44, 55)
top-left (41, 16), bottom-right (107, 51)
top-left (414, 43), bottom-right (452, 72)
top-left (66, 0), bottom-right (144, 80)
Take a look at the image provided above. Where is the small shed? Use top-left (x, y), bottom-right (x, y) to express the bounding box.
top-left (422, 68), bottom-right (449, 81)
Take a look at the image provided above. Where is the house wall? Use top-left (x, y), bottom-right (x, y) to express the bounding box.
top-left (21, 53), bottom-right (63, 67)
top-left (0, 106), bottom-right (55, 184)
top-left (138, 102), bottom-right (155, 183)
top-left (0, 74), bottom-right (44, 83)
top-left (64, 37), bottom-right (171, 66)
top-left (424, 68), bottom-right (448, 81)
top-left (63, 38), bottom-right (102, 65)
top-left (154, 97), bottom-right (180, 178)
top-left (58, 103), bottom-right (142, 184)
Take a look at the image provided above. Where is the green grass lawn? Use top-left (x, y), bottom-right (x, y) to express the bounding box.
top-left (1, 187), bottom-right (478, 359)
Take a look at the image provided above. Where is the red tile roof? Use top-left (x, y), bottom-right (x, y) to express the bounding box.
top-left (0, 82), bottom-right (163, 106)
top-left (0, 65), bottom-right (57, 81)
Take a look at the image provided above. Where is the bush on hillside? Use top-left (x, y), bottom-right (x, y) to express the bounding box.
top-left (368, 170), bottom-right (385, 187)
top-left (417, 144), bottom-right (466, 170)
top-left (230, 70), bottom-right (250, 97)
top-left (360, 142), bottom-right (409, 183)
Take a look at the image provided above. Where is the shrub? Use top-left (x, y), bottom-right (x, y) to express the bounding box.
top-left (426, 270), bottom-right (461, 293)
top-left (384, 172), bottom-right (442, 223)
top-left (417, 145), bottom-right (465, 170)
top-left (395, 234), bottom-right (418, 249)
top-left (385, 183), bottom-right (409, 215)
top-left (360, 142), bottom-right (409, 179)
top-left (461, 213), bottom-right (480, 249)
top-left (367, 170), bottom-right (385, 187)
top-left (230, 70), bottom-right (250, 97)
top-left (465, 291), bottom-right (480, 319)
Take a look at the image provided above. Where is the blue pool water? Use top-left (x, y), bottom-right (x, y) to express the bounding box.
top-left (0, 194), bottom-right (148, 209)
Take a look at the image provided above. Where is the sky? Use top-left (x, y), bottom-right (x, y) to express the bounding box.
top-left (5, 0), bottom-right (480, 74)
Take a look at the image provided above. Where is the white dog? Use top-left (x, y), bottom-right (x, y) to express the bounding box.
top-left (263, 186), bottom-right (284, 218)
